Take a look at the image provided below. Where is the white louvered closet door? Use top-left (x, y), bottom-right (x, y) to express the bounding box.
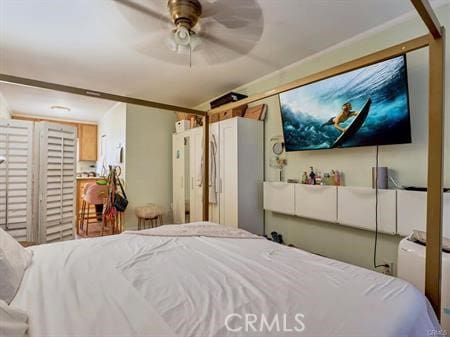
top-left (37, 122), bottom-right (76, 243)
top-left (0, 120), bottom-right (34, 241)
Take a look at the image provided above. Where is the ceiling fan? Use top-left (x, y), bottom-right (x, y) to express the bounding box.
top-left (113, 0), bottom-right (264, 66)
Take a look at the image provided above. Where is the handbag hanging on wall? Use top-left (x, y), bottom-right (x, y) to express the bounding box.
top-left (114, 174), bottom-right (128, 212)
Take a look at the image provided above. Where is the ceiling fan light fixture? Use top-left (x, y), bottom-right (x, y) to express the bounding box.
top-left (50, 105), bottom-right (71, 113)
top-left (174, 25), bottom-right (191, 46)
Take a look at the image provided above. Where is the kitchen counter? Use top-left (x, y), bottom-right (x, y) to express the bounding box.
top-left (76, 176), bottom-right (101, 180)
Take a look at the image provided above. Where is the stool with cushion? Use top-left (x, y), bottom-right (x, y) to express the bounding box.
top-left (135, 204), bottom-right (165, 230)
top-left (79, 183), bottom-right (108, 236)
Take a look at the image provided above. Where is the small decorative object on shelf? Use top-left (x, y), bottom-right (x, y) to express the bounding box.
top-left (301, 167), bottom-right (343, 186)
top-left (301, 171), bottom-right (308, 184)
top-left (309, 167), bottom-right (316, 185)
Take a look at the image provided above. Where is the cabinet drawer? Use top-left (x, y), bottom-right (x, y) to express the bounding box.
top-left (397, 190), bottom-right (450, 237)
top-left (295, 185), bottom-right (337, 222)
top-left (337, 187), bottom-right (396, 234)
top-left (263, 182), bottom-right (295, 215)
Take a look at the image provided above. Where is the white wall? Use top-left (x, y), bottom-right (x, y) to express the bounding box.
top-left (196, 4), bottom-right (450, 271)
top-left (0, 91), bottom-right (12, 119)
top-left (124, 104), bottom-right (176, 228)
top-left (97, 102), bottom-right (127, 177)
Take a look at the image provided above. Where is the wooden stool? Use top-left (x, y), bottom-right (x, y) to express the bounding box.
top-left (135, 204), bottom-right (165, 230)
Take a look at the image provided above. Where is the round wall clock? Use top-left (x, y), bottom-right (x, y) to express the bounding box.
top-left (272, 142), bottom-right (284, 155)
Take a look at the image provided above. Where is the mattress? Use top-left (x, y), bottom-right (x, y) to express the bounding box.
top-left (12, 223), bottom-right (440, 337)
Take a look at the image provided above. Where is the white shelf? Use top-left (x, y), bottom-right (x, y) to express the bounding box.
top-left (263, 182), bottom-right (450, 237)
top-left (263, 182), bottom-right (295, 215)
top-left (337, 186), bottom-right (397, 234)
top-left (295, 184), bottom-right (337, 222)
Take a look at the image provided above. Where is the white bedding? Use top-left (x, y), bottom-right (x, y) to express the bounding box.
top-left (12, 223), bottom-right (439, 337)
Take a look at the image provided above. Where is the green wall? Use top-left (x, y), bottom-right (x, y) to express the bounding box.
top-left (125, 104), bottom-right (176, 228)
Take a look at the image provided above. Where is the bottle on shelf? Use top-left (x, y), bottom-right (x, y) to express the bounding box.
top-left (309, 167), bottom-right (316, 185)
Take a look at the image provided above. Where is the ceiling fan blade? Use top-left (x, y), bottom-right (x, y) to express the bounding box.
top-left (113, 0), bottom-right (171, 24)
top-left (199, 32), bottom-right (272, 67)
top-left (202, 0), bottom-right (263, 29)
top-left (115, 0), bottom-right (267, 66)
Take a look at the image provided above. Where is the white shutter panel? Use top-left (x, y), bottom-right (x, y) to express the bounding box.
top-left (0, 120), bottom-right (34, 241)
top-left (38, 122), bottom-right (76, 243)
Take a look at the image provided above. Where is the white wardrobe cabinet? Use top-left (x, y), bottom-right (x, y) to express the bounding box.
top-left (173, 117), bottom-right (264, 235)
top-left (172, 127), bottom-right (203, 224)
top-left (210, 117), bottom-right (264, 235)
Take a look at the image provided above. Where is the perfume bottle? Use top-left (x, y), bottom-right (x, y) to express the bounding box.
top-left (309, 167), bottom-right (316, 185)
top-left (301, 171), bottom-right (308, 184)
top-left (335, 170), bottom-right (341, 186)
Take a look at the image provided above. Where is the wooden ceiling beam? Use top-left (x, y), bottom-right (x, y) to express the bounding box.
top-left (0, 73), bottom-right (206, 116)
top-left (411, 0), bottom-right (443, 39)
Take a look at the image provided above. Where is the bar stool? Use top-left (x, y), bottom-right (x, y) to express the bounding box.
top-left (79, 183), bottom-right (108, 236)
top-left (135, 204), bottom-right (165, 230)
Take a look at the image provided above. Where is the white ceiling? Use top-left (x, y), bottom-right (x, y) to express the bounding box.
top-left (0, 0), bottom-right (444, 121)
top-left (0, 82), bottom-right (117, 122)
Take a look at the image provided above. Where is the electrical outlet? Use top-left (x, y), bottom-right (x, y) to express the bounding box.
top-left (382, 261), bottom-right (395, 276)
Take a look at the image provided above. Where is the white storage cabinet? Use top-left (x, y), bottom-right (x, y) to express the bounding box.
top-left (337, 186), bottom-right (396, 234)
top-left (295, 184), bottom-right (337, 223)
top-left (263, 182), bottom-right (295, 216)
top-left (397, 190), bottom-right (450, 237)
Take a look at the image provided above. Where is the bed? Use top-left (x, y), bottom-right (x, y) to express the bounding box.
top-left (10, 222), bottom-right (440, 337)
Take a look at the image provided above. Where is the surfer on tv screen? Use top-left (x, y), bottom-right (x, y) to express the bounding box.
top-left (321, 102), bottom-right (360, 132)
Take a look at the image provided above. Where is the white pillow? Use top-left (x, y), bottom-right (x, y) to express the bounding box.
top-left (0, 299), bottom-right (28, 337)
top-left (0, 228), bottom-right (32, 304)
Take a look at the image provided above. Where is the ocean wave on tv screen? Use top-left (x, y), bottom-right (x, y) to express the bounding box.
top-left (280, 56), bottom-right (411, 151)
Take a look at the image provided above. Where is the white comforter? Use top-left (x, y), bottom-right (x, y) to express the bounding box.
top-left (12, 223), bottom-right (439, 337)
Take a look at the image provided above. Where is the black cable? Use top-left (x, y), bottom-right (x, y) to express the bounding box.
top-left (373, 145), bottom-right (389, 270)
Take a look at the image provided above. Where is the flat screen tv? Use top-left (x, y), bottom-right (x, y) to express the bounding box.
top-left (279, 55), bottom-right (411, 151)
